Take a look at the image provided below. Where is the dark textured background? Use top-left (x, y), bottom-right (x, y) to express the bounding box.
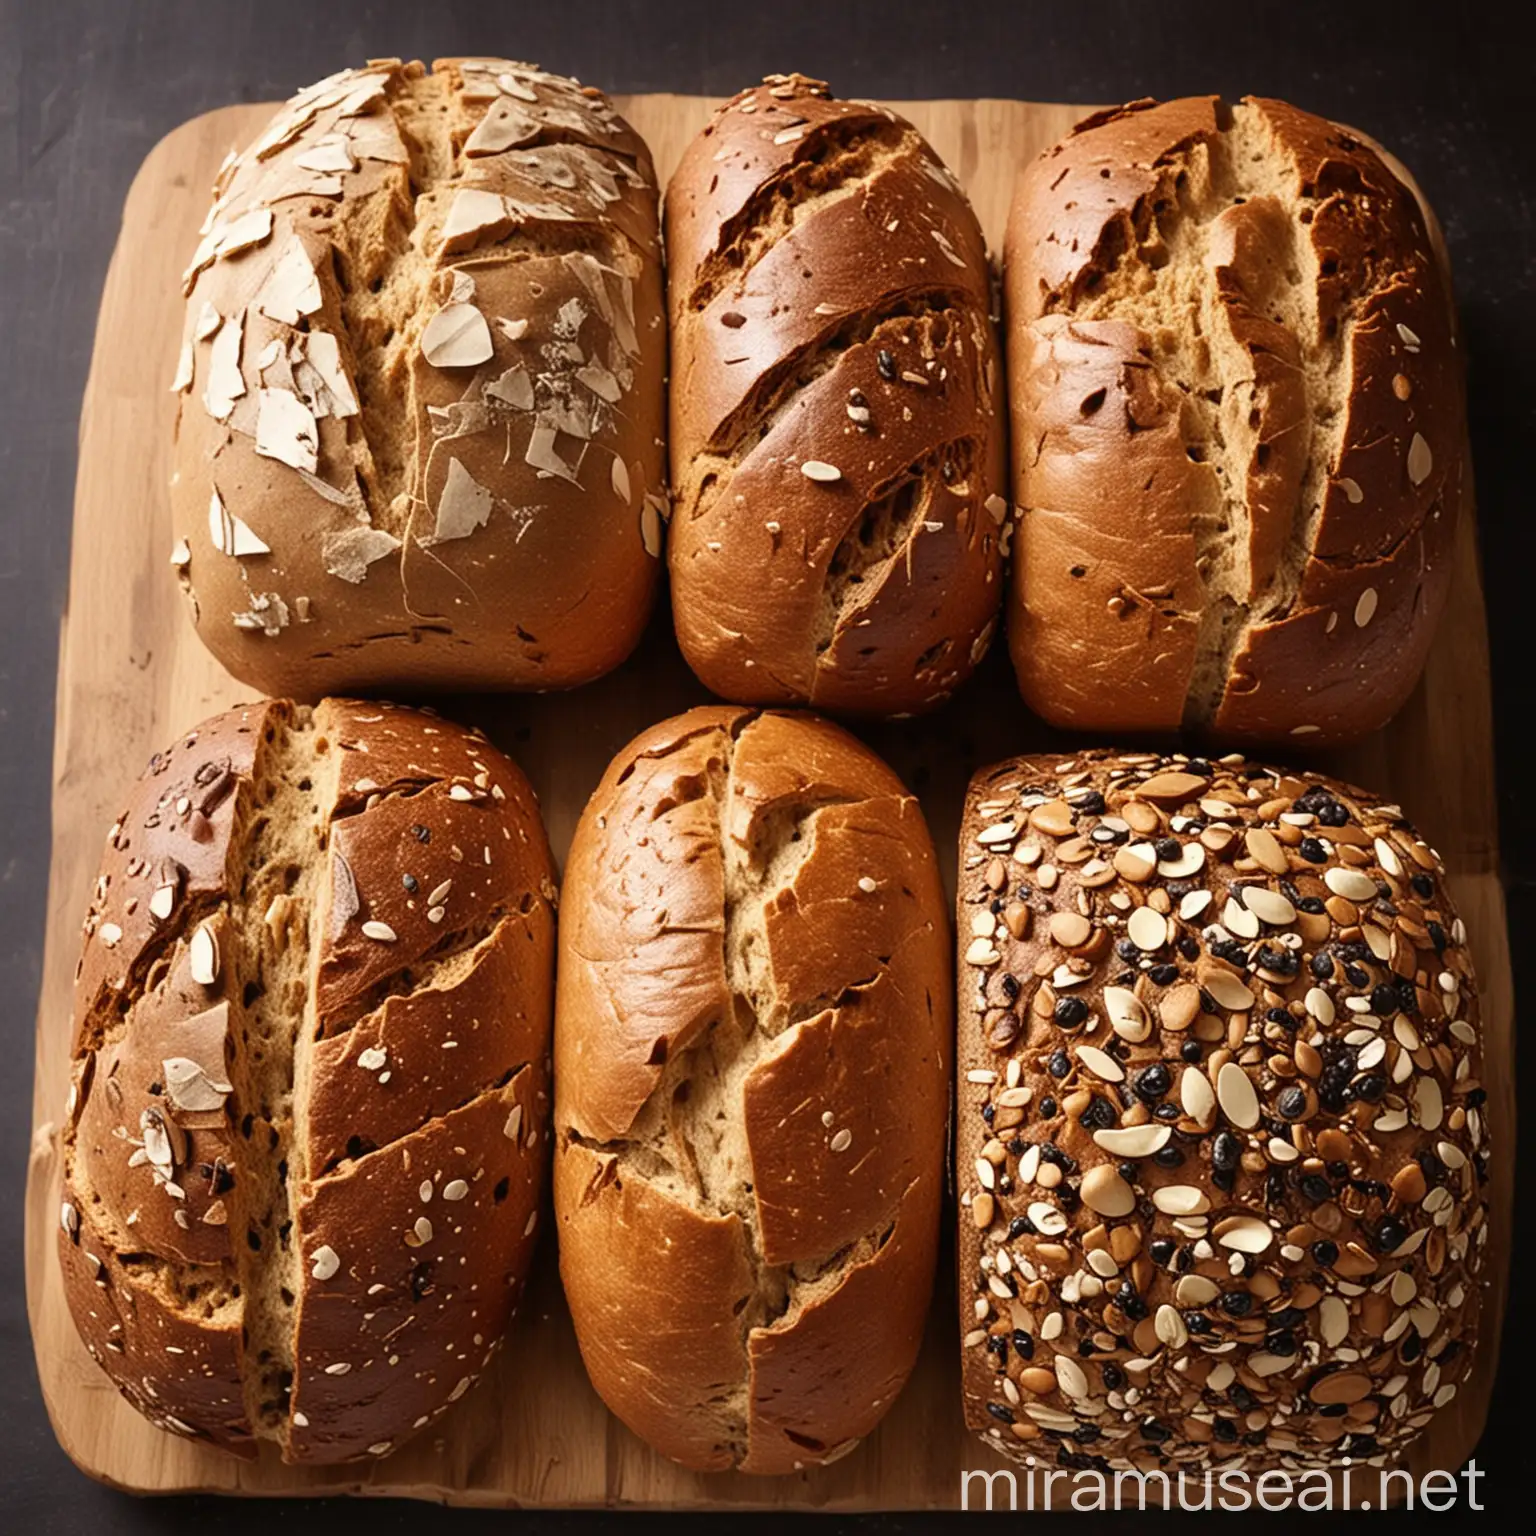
top-left (1, 0), bottom-right (1528, 1527)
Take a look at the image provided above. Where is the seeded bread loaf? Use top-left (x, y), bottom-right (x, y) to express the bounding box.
top-left (665, 75), bottom-right (1007, 717)
top-left (957, 750), bottom-right (1487, 1473)
top-left (171, 59), bottom-right (666, 698)
top-left (553, 706), bottom-right (950, 1471)
top-left (1004, 97), bottom-right (1467, 744)
top-left (58, 698), bottom-right (556, 1462)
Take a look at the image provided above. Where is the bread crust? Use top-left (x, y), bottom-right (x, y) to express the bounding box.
top-left (554, 706), bottom-right (950, 1471)
top-left (1005, 97), bottom-right (1466, 745)
top-left (58, 698), bottom-right (556, 1462)
top-left (170, 59), bottom-right (665, 697)
top-left (956, 749), bottom-right (1487, 1472)
top-left (666, 76), bottom-right (1006, 716)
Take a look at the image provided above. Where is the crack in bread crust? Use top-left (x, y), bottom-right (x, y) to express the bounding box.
top-left (666, 76), bottom-right (1005, 715)
top-left (554, 706), bottom-right (950, 1472)
top-left (58, 699), bottom-right (555, 1463)
top-left (1009, 95), bottom-right (1464, 742)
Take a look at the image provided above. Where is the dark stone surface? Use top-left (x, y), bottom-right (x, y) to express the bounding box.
top-left (1, 0), bottom-right (1526, 1526)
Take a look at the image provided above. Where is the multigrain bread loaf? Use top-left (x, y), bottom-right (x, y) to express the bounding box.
top-left (58, 699), bottom-right (556, 1462)
top-left (171, 59), bottom-right (666, 698)
top-left (1005, 97), bottom-right (1467, 745)
top-left (553, 707), bottom-right (950, 1471)
top-left (957, 750), bottom-right (1487, 1474)
top-left (666, 76), bottom-right (1007, 716)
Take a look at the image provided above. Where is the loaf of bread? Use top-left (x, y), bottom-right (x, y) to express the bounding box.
top-left (58, 698), bottom-right (556, 1461)
top-left (1005, 97), bottom-right (1466, 744)
top-left (665, 75), bottom-right (1006, 716)
top-left (957, 749), bottom-right (1487, 1472)
top-left (171, 59), bottom-right (666, 698)
top-left (553, 707), bottom-right (950, 1470)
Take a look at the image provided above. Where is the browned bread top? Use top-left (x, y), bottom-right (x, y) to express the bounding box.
top-left (1005, 97), bottom-right (1466, 744)
top-left (554, 706), bottom-right (951, 1471)
top-left (60, 698), bottom-right (556, 1462)
top-left (171, 60), bottom-right (666, 698)
top-left (956, 749), bottom-right (1486, 1472)
top-left (666, 76), bottom-right (1007, 716)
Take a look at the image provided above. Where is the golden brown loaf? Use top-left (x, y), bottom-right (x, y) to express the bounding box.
top-left (58, 699), bottom-right (556, 1462)
top-left (170, 59), bottom-right (666, 698)
top-left (665, 75), bottom-right (1007, 717)
top-left (553, 707), bottom-right (950, 1471)
top-left (1005, 97), bottom-right (1467, 745)
top-left (956, 750), bottom-right (1487, 1472)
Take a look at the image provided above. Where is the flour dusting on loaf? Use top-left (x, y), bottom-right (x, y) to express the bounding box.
top-left (957, 749), bottom-right (1486, 1473)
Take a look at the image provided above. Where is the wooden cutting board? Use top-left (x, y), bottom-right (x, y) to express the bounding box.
top-left (24, 92), bottom-right (1512, 1509)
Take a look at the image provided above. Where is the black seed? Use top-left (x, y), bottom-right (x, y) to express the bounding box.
top-left (1048, 1050), bottom-right (1071, 1078)
top-left (1212, 1132), bottom-right (1240, 1172)
top-left (412, 824), bottom-right (431, 843)
top-left (1084, 1096), bottom-right (1117, 1131)
top-left (1101, 1363), bottom-right (1125, 1392)
top-left (1149, 1239), bottom-right (1175, 1265)
top-left (1277, 1087), bottom-right (1307, 1120)
top-left (1141, 1418), bottom-right (1172, 1443)
top-left (1180, 1040), bottom-right (1203, 1063)
top-left (1149, 963), bottom-right (1179, 985)
top-left (876, 348), bottom-right (897, 380)
top-left (1134, 1063), bottom-right (1171, 1101)
top-left (1372, 1216), bottom-right (1407, 1253)
top-left (1370, 982), bottom-right (1400, 1016)
top-left (1156, 838), bottom-right (1181, 861)
top-left (1255, 945), bottom-right (1299, 977)
top-left (1155, 1146), bottom-right (1185, 1169)
top-left (1310, 952), bottom-right (1335, 980)
top-left (1184, 1312), bottom-right (1211, 1335)
top-left (1301, 1173), bottom-right (1333, 1203)
top-left (1008, 1215), bottom-right (1034, 1240)
top-left (1039, 1095), bottom-right (1057, 1118)
top-left (987, 1402), bottom-right (1015, 1424)
top-left (1220, 1291), bottom-right (1253, 1316)
top-left (1299, 838), bottom-right (1327, 863)
top-left (1054, 996), bottom-right (1090, 1029)
top-left (1311, 1239), bottom-right (1339, 1266)
top-left (1013, 1329), bottom-right (1035, 1359)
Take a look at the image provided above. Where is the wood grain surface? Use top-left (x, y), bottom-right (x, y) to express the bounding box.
top-left (23, 91), bottom-right (1512, 1508)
